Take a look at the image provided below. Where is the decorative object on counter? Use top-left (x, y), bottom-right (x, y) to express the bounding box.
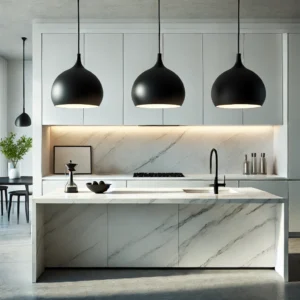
top-left (15, 37), bottom-right (31, 127)
top-left (260, 153), bottom-right (267, 175)
top-left (65, 160), bottom-right (78, 193)
top-left (86, 181), bottom-right (111, 194)
top-left (251, 153), bottom-right (257, 175)
top-left (51, 0), bottom-right (103, 108)
top-left (133, 173), bottom-right (185, 178)
top-left (131, 0), bottom-right (185, 109)
top-left (0, 133), bottom-right (32, 179)
top-left (243, 154), bottom-right (250, 175)
top-left (53, 146), bottom-right (92, 174)
top-left (211, 0), bottom-right (266, 109)
top-left (209, 148), bottom-right (226, 194)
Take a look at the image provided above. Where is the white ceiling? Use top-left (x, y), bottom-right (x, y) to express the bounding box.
top-left (1, 0), bottom-right (300, 60)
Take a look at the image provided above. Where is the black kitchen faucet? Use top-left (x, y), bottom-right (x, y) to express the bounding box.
top-left (210, 148), bottom-right (226, 194)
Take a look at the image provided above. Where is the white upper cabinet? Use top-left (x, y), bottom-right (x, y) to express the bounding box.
top-left (243, 34), bottom-right (283, 125)
top-left (40, 29), bottom-right (284, 127)
top-left (163, 34), bottom-right (203, 125)
top-left (123, 34), bottom-right (163, 125)
top-left (288, 34), bottom-right (300, 179)
top-left (203, 34), bottom-right (243, 125)
top-left (42, 34), bottom-right (84, 125)
top-left (84, 34), bottom-right (123, 125)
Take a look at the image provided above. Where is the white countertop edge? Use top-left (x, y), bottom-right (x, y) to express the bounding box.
top-left (33, 187), bottom-right (285, 204)
top-left (42, 174), bottom-right (287, 181)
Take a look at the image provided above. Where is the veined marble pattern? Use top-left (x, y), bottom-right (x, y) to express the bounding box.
top-left (107, 205), bottom-right (178, 267)
top-left (32, 204), bottom-right (44, 281)
top-left (178, 203), bottom-right (277, 267)
top-left (49, 126), bottom-right (274, 174)
top-left (44, 204), bottom-right (107, 267)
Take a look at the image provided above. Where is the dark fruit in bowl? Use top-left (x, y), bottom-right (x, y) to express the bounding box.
top-left (93, 181), bottom-right (98, 185)
top-left (99, 181), bottom-right (105, 185)
top-left (86, 182), bottom-right (111, 194)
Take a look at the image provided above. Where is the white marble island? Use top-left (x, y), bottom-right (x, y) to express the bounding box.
top-left (32, 187), bottom-right (288, 282)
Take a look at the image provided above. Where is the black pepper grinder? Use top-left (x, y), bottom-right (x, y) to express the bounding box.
top-left (65, 160), bottom-right (78, 193)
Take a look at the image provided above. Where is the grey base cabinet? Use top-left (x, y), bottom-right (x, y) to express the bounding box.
top-left (289, 181), bottom-right (300, 233)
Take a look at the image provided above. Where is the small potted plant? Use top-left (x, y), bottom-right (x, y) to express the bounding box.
top-left (0, 132), bottom-right (32, 179)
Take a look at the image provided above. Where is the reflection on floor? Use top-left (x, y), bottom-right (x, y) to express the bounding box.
top-left (1, 204), bottom-right (300, 300)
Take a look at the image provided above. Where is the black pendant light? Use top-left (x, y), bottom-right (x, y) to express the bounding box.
top-left (51, 0), bottom-right (103, 108)
top-left (15, 37), bottom-right (31, 127)
top-left (131, 0), bottom-right (185, 108)
top-left (211, 0), bottom-right (266, 109)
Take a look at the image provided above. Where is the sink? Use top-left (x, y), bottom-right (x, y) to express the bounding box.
top-left (183, 188), bottom-right (239, 195)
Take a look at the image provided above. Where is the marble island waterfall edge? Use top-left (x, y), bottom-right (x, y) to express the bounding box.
top-left (32, 188), bottom-right (288, 282)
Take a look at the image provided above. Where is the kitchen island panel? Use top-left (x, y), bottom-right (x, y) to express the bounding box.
top-left (44, 204), bottom-right (108, 267)
top-left (32, 204), bottom-right (45, 282)
top-left (178, 203), bottom-right (276, 267)
top-left (32, 188), bottom-right (287, 282)
top-left (107, 205), bottom-right (178, 267)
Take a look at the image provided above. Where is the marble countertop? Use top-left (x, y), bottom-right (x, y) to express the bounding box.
top-left (33, 187), bottom-right (284, 204)
top-left (42, 174), bottom-right (287, 181)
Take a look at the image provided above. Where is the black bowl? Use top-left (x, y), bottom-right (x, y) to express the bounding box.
top-left (86, 183), bottom-right (111, 194)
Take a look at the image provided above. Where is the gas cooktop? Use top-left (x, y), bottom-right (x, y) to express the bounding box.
top-left (133, 172), bottom-right (185, 178)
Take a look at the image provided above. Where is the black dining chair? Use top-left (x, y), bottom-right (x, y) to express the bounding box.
top-left (0, 186), bottom-right (8, 216)
top-left (8, 190), bottom-right (32, 223)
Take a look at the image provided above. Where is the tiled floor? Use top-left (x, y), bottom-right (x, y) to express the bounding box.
top-left (1, 203), bottom-right (300, 300)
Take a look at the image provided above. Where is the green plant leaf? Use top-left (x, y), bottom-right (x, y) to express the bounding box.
top-left (0, 132), bottom-right (32, 167)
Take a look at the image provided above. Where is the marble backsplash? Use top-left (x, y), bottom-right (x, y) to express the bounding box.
top-left (49, 126), bottom-right (274, 175)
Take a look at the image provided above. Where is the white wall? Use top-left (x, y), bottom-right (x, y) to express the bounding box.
top-left (7, 60), bottom-right (32, 176)
top-left (0, 57), bottom-right (7, 176)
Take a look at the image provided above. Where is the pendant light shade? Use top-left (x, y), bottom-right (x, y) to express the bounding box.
top-left (131, 0), bottom-right (185, 108)
top-left (15, 37), bottom-right (31, 127)
top-left (15, 112), bottom-right (31, 127)
top-left (51, 0), bottom-right (103, 108)
top-left (211, 0), bottom-right (266, 109)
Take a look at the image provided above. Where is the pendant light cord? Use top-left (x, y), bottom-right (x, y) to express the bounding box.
top-left (77, 0), bottom-right (80, 55)
top-left (237, 0), bottom-right (240, 54)
top-left (22, 37), bottom-right (26, 112)
top-left (158, 0), bottom-right (161, 54)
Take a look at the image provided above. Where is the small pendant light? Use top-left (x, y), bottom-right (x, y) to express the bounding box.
top-left (131, 0), bottom-right (185, 109)
top-left (211, 0), bottom-right (266, 109)
top-left (51, 0), bottom-right (103, 108)
top-left (15, 37), bottom-right (31, 127)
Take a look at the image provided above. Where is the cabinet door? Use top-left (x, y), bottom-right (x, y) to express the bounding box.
top-left (42, 181), bottom-right (65, 195)
top-left (42, 34), bottom-right (84, 125)
top-left (42, 180), bottom-right (126, 195)
top-left (124, 34), bottom-right (163, 125)
top-left (243, 34), bottom-right (283, 125)
top-left (289, 181), bottom-right (300, 232)
top-left (239, 180), bottom-right (288, 198)
top-left (127, 180), bottom-right (238, 189)
top-left (288, 34), bottom-right (300, 179)
top-left (163, 34), bottom-right (203, 125)
top-left (203, 34), bottom-right (243, 125)
top-left (84, 34), bottom-right (123, 125)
